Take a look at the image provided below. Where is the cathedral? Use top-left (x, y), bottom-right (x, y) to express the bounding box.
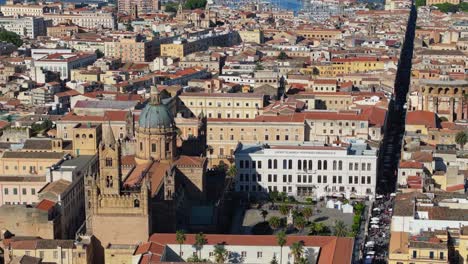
top-left (84, 87), bottom-right (207, 246)
top-left (175, 1), bottom-right (217, 28)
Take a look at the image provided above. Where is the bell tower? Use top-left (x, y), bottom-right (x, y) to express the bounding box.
top-left (99, 122), bottom-right (121, 195)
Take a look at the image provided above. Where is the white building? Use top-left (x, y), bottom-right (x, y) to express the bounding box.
top-left (33, 53), bottom-right (97, 80)
top-left (234, 142), bottom-right (377, 199)
top-left (43, 11), bottom-right (116, 29)
top-left (0, 16), bottom-right (47, 39)
top-left (392, 193), bottom-right (468, 235)
top-left (133, 234), bottom-right (354, 264)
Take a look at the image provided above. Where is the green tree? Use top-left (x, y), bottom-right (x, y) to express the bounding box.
top-left (270, 255), bottom-right (279, 264)
top-left (193, 232), bottom-right (207, 259)
top-left (184, 0), bottom-right (207, 9)
top-left (302, 207), bottom-right (313, 221)
top-left (333, 220), bottom-right (348, 237)
top-left (294, 217), bottom-right (307, 231)
top-left (279, 205), bottom-right (289, 216)
top-left (269, 190), bottom-right (279, 206)
top-left (455, 131), bottom-right (467, 150)
top-left (6, 115), bottom-right (13, 122)
top-left (277, 51), bottom-right (289, 60)
top-left (278, 192), bottom-right (287, 202)
top-left (415, 0), bottom-right (426, 6)
top-left (227, 165), bottom-right (237, 177)
top-left (125, 23), bottom-right (134, 32)
top-left (276, 230), bottom-right (287, 264)
top-left (0, 29), bottom-right (23, 47)
top-left (433, 2), bottom-right (459, 12)
top-left (255, 61), bottom-right (264, 71)
top-left (95, 49), bottom-right (104, 58)
top-left (213, 244), bottom-right (228, 263)
top-left (176, 230), bottom-right (186, 258)
top-left (269, 216), bottom-right (281, 230)
top-left (165, 1), bottom-right (178, 12)
top-left (261, 209), bottom-right (269, 222)
top-left (290, 241), bottom-right (304, 264)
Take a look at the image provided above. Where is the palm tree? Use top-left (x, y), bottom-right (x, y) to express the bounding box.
top-left (290, 241), bottom-right (304, 264)
top-left (455, 131), bottom-right (467, 150)
top-left (276, 230), bottom-right (287, 264)
top-left (333, 220), bottom-right (348, 237)
top-left (261, 209), bottom-right (269, 222)
top-left (269, 190), bottom-right (279, 206)
top-left (194, 232), bottom-right (207, 259)
top-left (279, 205), bottom-right (289, 216)
top-left (227, 165), bottom-right (237, 177)
top-left (269, 216), bottom-right (281, 230)
top-left (302, 207), bottom-right (313, 222)
top-left (294, 217), bottom-right (307, 231)
top-left (176, 230), bottom-right (186, 258)
top-left (213, 244), bottom-right (227, 263)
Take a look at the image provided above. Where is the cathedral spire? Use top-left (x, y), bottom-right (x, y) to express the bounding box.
top-left (102, 121), bottom-right (116, 147)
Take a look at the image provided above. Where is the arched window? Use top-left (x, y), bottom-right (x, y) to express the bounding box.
top-left (338, 161), bottom-right (343, 170)
top-left (303, 160), bottom-right (307, 170)
top-left (308, 160), bottom-right (313, 170)
top-left (273, 159), bottom-right (278, 169)
top-left (283, 159), bottom-right (287, 169)
top-left (333, 160), bottom-right (337, 170)
top-left (268, 159), bottom-right (272, 169)
top-left (298, 160), bottom-right (302, 170)
top-left (105, 158), bottom-right (113, 167)
top-left (323, 160), bottom-right (328, 170)
top-left (288, 160), bottom-right (293, 169)
top-left (318, 160), bottom-right (322, 170)
top-left (76, 134), bottom-right (80, 138)
top-left (134, 199), bottom-right (140, 208)
top-left (82, 134), bottom-right (86, 138)
top-left (140, 142), bottom-right (143, 151)
top-left (89, 134), bottom-right (94, 138)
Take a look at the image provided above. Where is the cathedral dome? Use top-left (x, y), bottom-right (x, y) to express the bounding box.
top-left (138, 88), bottom-right (174, 129)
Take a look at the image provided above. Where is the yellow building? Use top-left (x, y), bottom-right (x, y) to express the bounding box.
top-left (389, 231), bottom-right (449, 264)
top-left (70, 69), bottom-right (101, 83)
top-left (179, 92), bottom-right (265, 119)
top-left (459, 226), bottom-right (468, 264)
top-left (72, 123), bottom-right (102, 156)
top-left (309, 57), bottom-right (387, 77)
top-left (427, 0), bottom-right (460, 5)
top-left (5, 238), bottom-right (93, 264)
top-left (238, 29), bottom-right (264, 44)
top-left (104, 36), bottom-right (156, 63)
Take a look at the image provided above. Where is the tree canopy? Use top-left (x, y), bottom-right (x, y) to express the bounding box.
top-left (184, 0), bottom-right (207, 10)
top-left (0, 29), bottom-right (23, 47)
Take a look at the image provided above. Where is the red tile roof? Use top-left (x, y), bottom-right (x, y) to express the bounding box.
top-left (35, 199), bottom-right (56, 212)
top-left (406, 111), bottom-right (437, 128)
top-left (399, 161), bottom-right (424, 169)
top-left (141, 234), bottom-right (354, 264)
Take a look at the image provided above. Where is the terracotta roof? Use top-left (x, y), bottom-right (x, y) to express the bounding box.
top-left (406, 110), bottom-right (437, 128)
top-left (35, 199), bottom-right (56, 212)
top-left (143, 234), bottom-right (354, 264)
top-left (399, 161), bottom-right (424, 169)
top-left (174, 155), bottom-right (206, 167)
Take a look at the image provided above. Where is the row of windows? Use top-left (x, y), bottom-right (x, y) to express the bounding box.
top-left (238, 185), bottom-right (373, 194)
top-left (214, 134), bottom-right (299, 141)
top-left (4, 187), bottom-right (36, 195)
top-left (239, 159), bottom-right (373, 171)
top-left (238, 174), bottom-right (373, 185)
top-left (187, 101), bottom-right (259, 107)
top-left (4, 165), bottom-right (43, 171)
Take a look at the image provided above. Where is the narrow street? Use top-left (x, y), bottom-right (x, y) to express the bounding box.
top-left (376, 1), bottom-right (418, 195)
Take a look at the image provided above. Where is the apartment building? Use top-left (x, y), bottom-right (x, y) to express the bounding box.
top-left (33, 52), bottom-right (97, 80)
top-left (389, 231), bottom-right (449, 264)
top-left (118, 0), bottom-right (160, 14)
top-left (104, 35), bottom-right (157, 62)
top-left (0, 151), bottom-right (66, 206)
top-left (234, 142), bottom-right (377, 199)
top-left (43, 11), bottom-right (116, 29)
top-left (161, 31), bottom-right (240, 59)
top-left (0, 16), bottom-right (47, 39)
top-left (0, 4), bottom-right (60, 16)
top-left (47, 23), bottom-right (79, 38)
top-left (179, 92), bottom-right (266, 119)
